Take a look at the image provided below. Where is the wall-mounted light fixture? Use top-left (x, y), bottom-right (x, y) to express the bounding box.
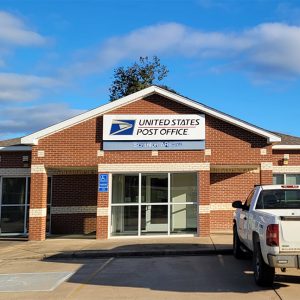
top-left (283, 154), bottom-right (289, 165)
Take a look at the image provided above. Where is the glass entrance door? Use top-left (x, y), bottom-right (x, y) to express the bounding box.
top-left (0, 177), bottom-right (30, 235)
top-left (111, 172), bottom-right (198, 237)
top-left (141, 175), bottom-right (168, 234)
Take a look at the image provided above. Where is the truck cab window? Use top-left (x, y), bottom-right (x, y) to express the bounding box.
top-left (243, 189), bottom-right (255, 210)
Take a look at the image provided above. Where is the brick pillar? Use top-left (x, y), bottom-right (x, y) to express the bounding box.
top-left (260, 162), bottom-right (273, 185)
top-left (198, 163), bottom-right (211, 237)
top-left (96, 173), bottom-right (109, 239)
top-left (28, 165), bottom-right (47, 241)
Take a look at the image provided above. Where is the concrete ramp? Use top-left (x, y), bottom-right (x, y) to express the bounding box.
top-left (0, 271), bottom-right (73, 292)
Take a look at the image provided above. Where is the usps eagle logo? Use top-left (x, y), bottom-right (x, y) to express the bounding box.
top-left (110, 120), bottom-right (135, 135)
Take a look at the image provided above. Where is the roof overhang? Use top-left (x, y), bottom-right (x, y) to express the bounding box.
top-left (0, 146), bottom-right (32, 151)
top-left (21, 86), bottom-right (281, 145)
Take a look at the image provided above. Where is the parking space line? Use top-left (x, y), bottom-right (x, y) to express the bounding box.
top-left (66, 257), bottom-right (114, 299)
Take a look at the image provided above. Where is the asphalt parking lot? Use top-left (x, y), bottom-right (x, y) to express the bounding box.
top-left (0, 255), bottom-right (299, 300)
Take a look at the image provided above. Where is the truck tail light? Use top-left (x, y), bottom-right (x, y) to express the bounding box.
top-left (266, 224), bottom-right (279, 247)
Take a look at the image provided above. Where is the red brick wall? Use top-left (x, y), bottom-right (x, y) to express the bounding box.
top-left (96, 186), bottom-right (109, 239)
top-left (210, 172), bottom-right (260, 231)
top-left (96, 216), bottom-right (108, 239)
top-left (51, 214), bottom-right (96, 234)
top-left (32, 94), bottom-right (270, 167)
top-left (260, 170), bottom-right (273, 185)
top-left (29, 172), bottom-right (47, 240)
top-left (0, 151), bottom-right (31, 168)
top-left (51, 174), bottom-right (97, 206)
top-left (272, 150), bottom-right (300, 166)
top-left (210, 172), bottom-right (260, 203)
top-left (210, 211), bottom-right (235, 232)
top-left (49, 174), bottom-right (97, 234)
top-left (32, 117), bottom-right (100, 167)
top-left (206, 116), bottom-right (272, 164)
top-left (198, 170), bottom-right (210, 236)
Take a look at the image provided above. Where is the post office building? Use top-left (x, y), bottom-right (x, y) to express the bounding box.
top-left (0, 86), bottom-right (300, 240)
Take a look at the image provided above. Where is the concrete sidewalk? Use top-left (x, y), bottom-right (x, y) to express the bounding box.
top-left (0, 233), bottom-right (233, 261)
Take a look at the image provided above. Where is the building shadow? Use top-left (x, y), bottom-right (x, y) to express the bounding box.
top-left (44, 246), bottom-right (297, 294)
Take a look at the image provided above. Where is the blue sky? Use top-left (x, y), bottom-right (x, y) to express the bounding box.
top-left (0, 0), bottom-right (300, 140)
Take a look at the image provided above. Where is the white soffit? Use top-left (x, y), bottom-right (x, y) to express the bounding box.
top-left (272, 145), bottom-right (300, 150)
top-left (21, 86), bottom-right (281, 145)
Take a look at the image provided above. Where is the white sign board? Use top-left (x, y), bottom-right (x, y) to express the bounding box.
top-left (103, 114), bottom-right (205, 141)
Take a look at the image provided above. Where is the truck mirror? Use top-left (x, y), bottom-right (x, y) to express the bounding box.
top-left (232, 200), bottom-right (244, 209)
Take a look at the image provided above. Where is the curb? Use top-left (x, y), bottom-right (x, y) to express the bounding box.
top-left (43, 248), bottom-right (233, 260)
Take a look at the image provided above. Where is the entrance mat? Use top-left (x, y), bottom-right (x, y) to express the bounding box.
top-left (0, 271), bottom-right (73, 292)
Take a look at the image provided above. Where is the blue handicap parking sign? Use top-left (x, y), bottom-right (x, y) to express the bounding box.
top-left (98, 174), bottom-right (108, 192)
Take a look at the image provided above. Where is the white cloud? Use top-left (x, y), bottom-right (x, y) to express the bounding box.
top-left (0, 11), bottom-right (49, 67)
top-left (0, 73), bottom-right (61, 89)
top-left (0, 73), bottom-right (63, 102)
top-left (64, 22), bottom-right (300, 80)
top-left (0, 11), bottom-right (47, 46)
top-left (0, 103), bottom-right (83, 138)
top-left (63, 23), bottom-right (186, 76)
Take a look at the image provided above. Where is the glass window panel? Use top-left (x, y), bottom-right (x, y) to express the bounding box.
top-left (256, 189), bottom-right (300, 209)
top-left (273, 174), bottom-right (284, 185)
top-left (141, 174), bottom-right (168, 203)
top-left (25, 206), bottom-right (29, 233)
top-left (2, 178), bottom-right (26, 205)
top-left (141, 205), bottom-right (168, 235)
top-left (171, 204), bottom-right (197, 234)
top-left (111, 206), bottom-right (138, 236)
top-left (46, 205), bottom-right (51, 233)
top-left (1, 206), bottom-right (25, 233)
top-left (171, 173), bottom-right (197, 203)
top-left (112, 174), bottom-right (139, 203)
top-left (111, 172), bottom-right (199, 237)
top-left (47, 177), bottom-right (52, 204)
top-left (27, 178), bottom-right (30, 204)
top-left (286, 174), bottom-right (300, 185)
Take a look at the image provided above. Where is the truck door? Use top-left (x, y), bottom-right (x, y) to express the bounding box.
top-left (238, 189), bottom-right (255, 247)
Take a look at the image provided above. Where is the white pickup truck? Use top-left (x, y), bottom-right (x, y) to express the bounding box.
top-left (232, 184), bottom-right (300, 286)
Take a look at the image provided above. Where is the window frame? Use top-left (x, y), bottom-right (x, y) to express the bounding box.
top-left (273, 173), bottom-right (300, 185)
top-left (0, 176), bottom-right (30, 235)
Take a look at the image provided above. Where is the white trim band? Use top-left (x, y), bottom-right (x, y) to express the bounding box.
top-left (97, 207), bottom-right (109, 217)
top-left (199, 203), bottom-right (237, 214)
top-left (31, 165), bottom-right (46, 174)
top-left (211, 165), bottom-right (260, 174)
top-left (47, 169), bottom-right (97, 176)
top-left (210, 203), bottom-right (235, 211)
top-left (29, 208), bottom-right (47, 218)
top-left (199, 205), bottom-right (210, 214)
top-left (98, 163), bottom-right (210, 173)
top-left (51, 206), bottom-right (97, 214)
top-left (260, 162), bottom-right (273, 171)
top-left (0, 168), bottom-right (30, 176)
top-left (273, 166), bottom-right (300, 173)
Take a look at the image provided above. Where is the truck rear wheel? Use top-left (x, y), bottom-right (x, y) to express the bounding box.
top-left (233, 225), bottom-right (245, 259)
top-left (253, 242), bottom-right (275, 286)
